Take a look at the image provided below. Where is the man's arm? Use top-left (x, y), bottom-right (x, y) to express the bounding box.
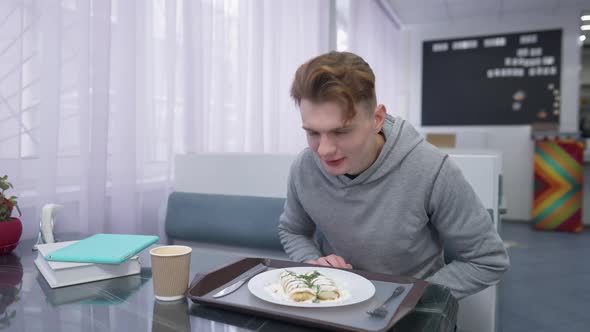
top-left (425, 156), bottom-right (510, 299)
top-left (278, 164), bottom-right (323, 262)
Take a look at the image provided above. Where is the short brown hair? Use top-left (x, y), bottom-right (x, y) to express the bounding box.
top-left (290, 51), bottom-right (376, 121)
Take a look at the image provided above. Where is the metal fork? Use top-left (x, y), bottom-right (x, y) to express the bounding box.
top-left (366, 285), bottom-right (406, 317)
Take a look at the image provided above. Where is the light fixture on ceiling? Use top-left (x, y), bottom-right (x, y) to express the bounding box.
top-left (582, 15), bottom-right (590, 21)
top-left (581, 35), bottom-right (587, 42)
top-left (582, 25), bottom-right (590, 31)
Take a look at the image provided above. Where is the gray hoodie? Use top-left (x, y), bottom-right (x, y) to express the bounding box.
top-left (278, 114), bottom-right (509, 299)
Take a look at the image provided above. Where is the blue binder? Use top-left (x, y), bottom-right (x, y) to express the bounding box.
top-left (45, 233), bottom-right (160, 264)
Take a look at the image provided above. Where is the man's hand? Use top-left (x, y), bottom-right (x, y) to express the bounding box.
top-left (307, 254), bottom-right (352, 269)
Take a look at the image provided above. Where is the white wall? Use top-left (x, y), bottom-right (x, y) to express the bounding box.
top-left (400, 7), bottom-right (584, 221)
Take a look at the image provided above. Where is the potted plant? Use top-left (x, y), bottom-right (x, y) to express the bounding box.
top-left (0, 176), bottom-right (22, 255)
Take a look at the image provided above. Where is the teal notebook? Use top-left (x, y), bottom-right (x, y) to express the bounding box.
top-left (45, 234), bottom-right (160, 264)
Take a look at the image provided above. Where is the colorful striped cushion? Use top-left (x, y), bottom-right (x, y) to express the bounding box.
top-left (533, 140), bottom-right (584, 232)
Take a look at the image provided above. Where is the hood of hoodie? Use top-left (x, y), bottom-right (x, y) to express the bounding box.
top-left (311, 114), bottom-right (424, 188)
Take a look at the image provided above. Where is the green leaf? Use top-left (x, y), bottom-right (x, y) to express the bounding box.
top-left (0, 175), bottom-right (12, 191)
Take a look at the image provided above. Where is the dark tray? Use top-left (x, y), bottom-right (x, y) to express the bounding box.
top-left (188, 257), bottom-right (427, 332)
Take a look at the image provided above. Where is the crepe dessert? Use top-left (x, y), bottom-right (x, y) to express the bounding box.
top-left (280, 271), bottom-right (316, 302)
top-left (280, 270), bottom-right (341, 302)
top-left (310, 271), bottom-right (340, 300)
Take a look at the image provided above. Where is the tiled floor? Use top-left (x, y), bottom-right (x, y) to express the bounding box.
top-left (499, 222), bottom-right (590, 332)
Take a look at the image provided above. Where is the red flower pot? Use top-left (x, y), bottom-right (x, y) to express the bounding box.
top-left (0, 218), bottom-right (22, 255)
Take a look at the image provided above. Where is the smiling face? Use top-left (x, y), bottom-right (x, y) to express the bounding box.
top-left (300, 99), bottom-right (386, 176)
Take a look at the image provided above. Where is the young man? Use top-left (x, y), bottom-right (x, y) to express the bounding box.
top-left (278, 51), bottom-right (509, 299)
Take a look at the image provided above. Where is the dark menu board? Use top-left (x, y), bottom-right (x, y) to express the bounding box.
top-left (422, 29), bottom-right (561, 126)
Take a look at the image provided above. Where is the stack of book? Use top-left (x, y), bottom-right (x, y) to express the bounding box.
top-left (34, 234), bottom-right (159, 288)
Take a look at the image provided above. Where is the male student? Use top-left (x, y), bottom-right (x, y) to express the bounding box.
top-left (278, 51), bottom-right (509, 299)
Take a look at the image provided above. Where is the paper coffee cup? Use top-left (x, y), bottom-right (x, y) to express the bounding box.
top-left (150, 245), bottom-right (192, 301)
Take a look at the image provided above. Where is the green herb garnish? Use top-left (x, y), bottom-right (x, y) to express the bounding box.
top-left (296, 271), bottom-right (320, 288)
top-left (293, 271), bottom-right (323, 302)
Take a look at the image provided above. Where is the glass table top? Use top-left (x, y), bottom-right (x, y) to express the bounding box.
top-left (0, 234), bottom-right (457, 332)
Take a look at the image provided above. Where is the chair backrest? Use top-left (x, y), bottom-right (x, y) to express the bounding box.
top-left (167, 153), bottom-right (296, 255)
top-left (448, 152), bottom-right (500, 227)
top-left (172, 152), bottom-right (501, 236)
top-left (165, 192), bottom-right (285, 251)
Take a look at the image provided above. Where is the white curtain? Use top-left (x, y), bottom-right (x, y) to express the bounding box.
top-left (0, 0), bottom-right (330, 239)
top-left (346, 0), bottom-right (405, 119)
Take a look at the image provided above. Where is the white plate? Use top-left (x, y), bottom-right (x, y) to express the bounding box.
top-left (247, 267), bottom-right (375, 307)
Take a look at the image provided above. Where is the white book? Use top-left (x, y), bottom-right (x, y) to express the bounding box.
top-left (34, 241), bottom-right (142, 288)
